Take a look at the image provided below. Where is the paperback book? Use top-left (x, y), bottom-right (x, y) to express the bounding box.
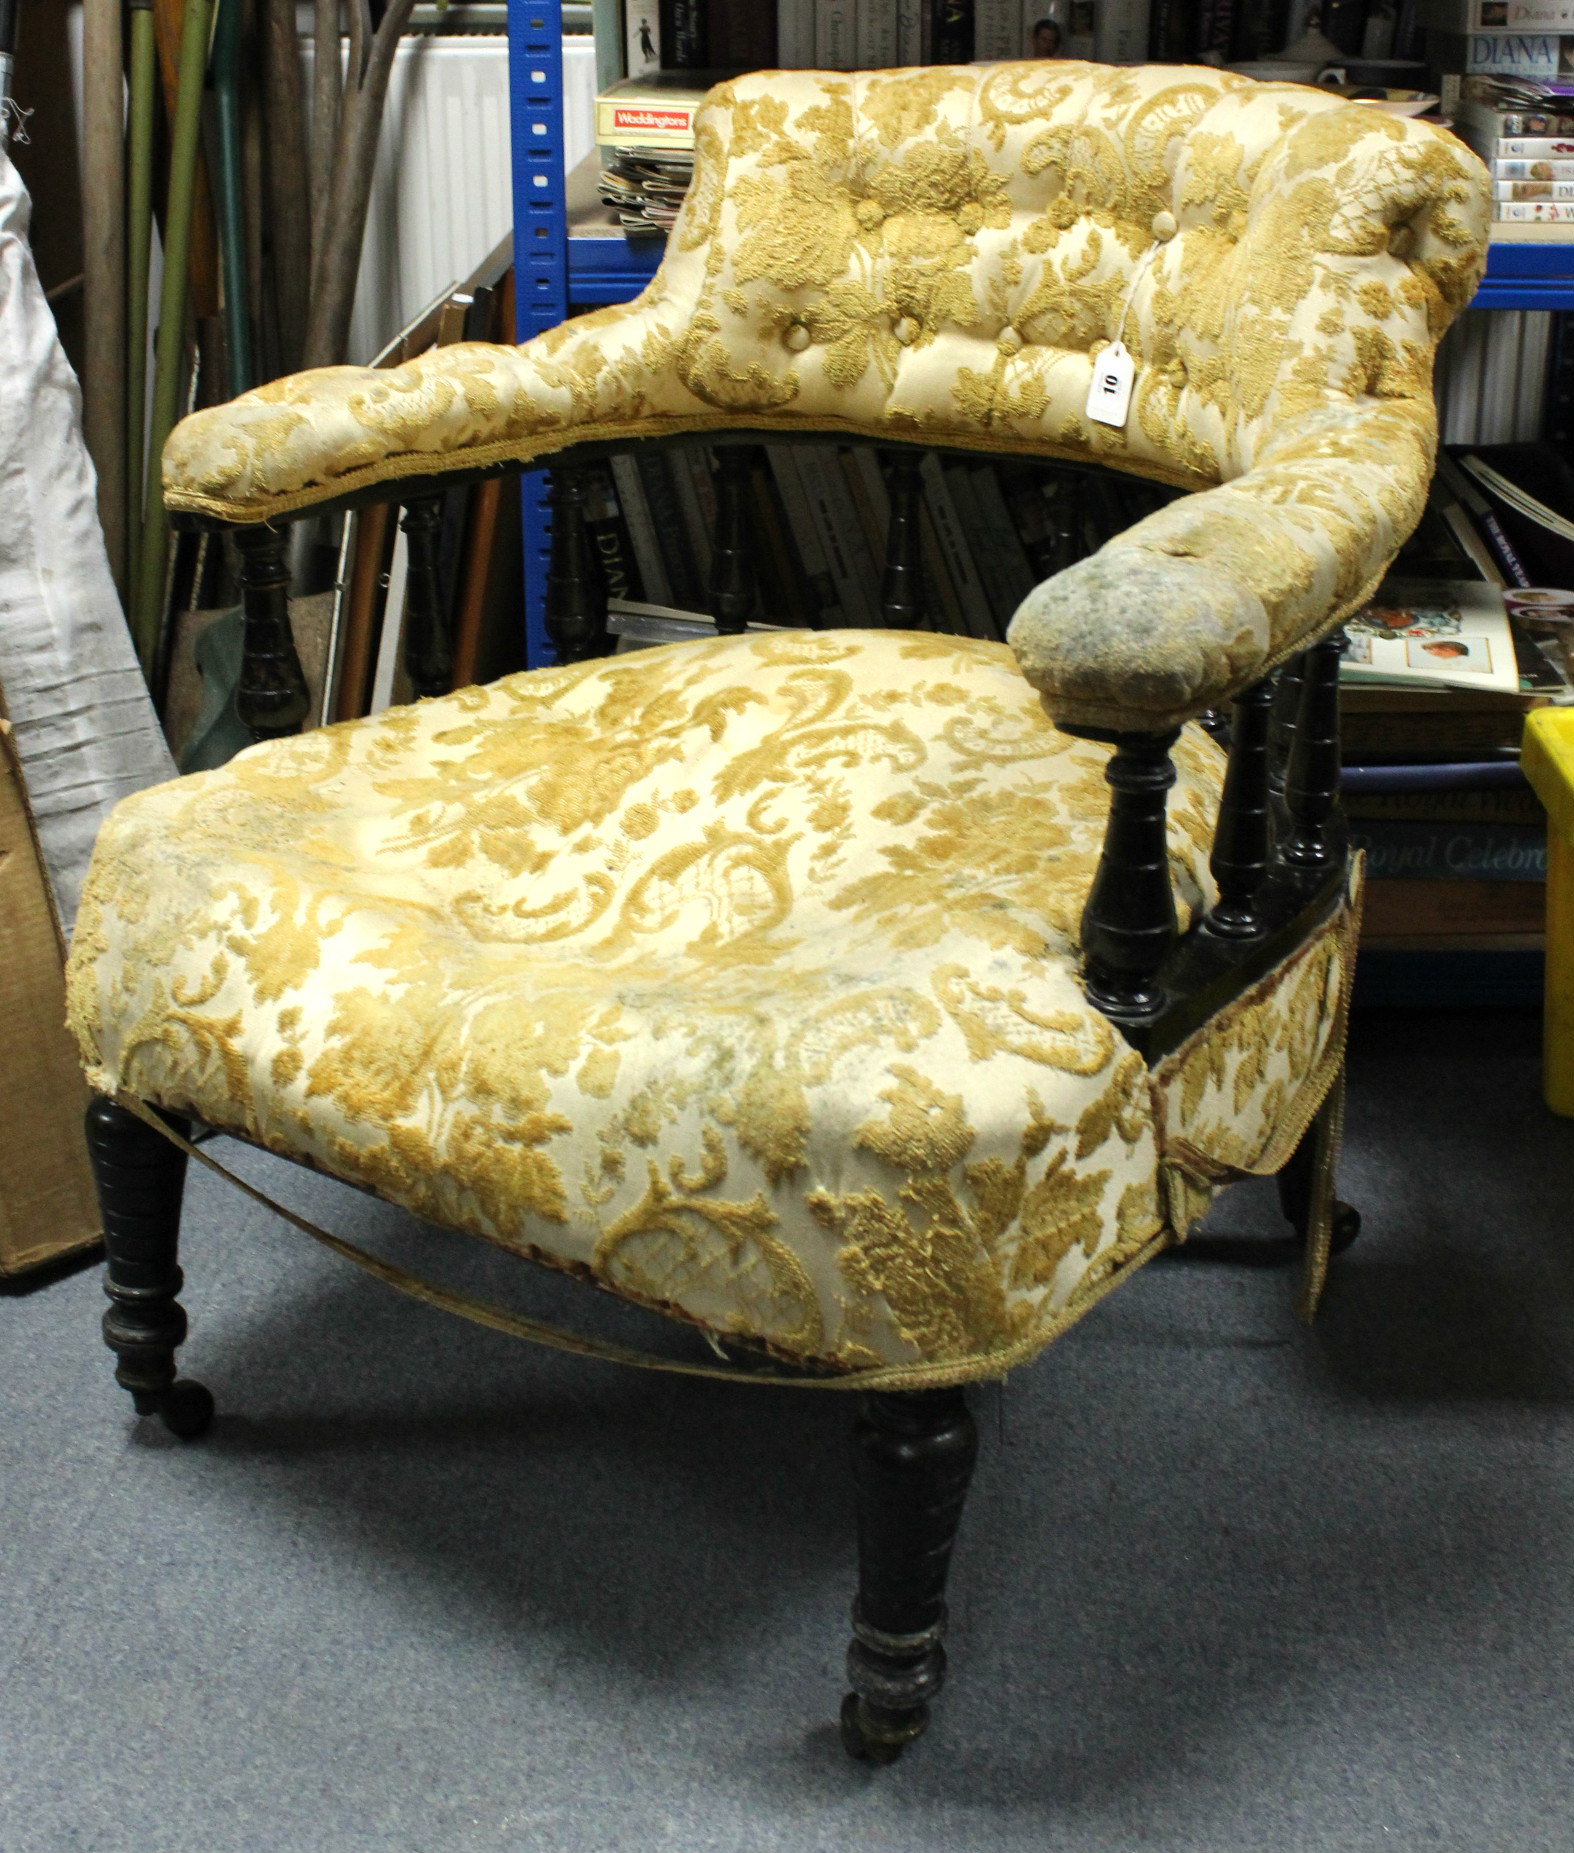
top-left (1340, 580), bottom-right (1521, 693)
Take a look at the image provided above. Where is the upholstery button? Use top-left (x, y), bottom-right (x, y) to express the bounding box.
top-left (784, 322), bottom-right (812, 352)
top-left (997, 325), bottom-right (1024, 355)
top-left (1151, 208), bottom-right (1177, 241)
top-left (893, 316), bottom-right (920, 346)
top-left (1387, 221), bottom-right (1415, 256)
top-left (856, 198), bottom-right (885, 227)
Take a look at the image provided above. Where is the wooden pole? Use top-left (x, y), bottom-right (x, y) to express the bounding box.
top-left (262, 0), bottom-right (310, 375)
top-left (126, 0), bottom-right (158, 595)
top-left (82, 0), bottom-right (126, 602)
top-left (151, 0), bottom-right (221, 319)
top-left (302, 0), bottom-right (420, 368)
top-left (132, 0), bottom-right (213, 675)
top-left (211, 0), bottom-right (252, 392)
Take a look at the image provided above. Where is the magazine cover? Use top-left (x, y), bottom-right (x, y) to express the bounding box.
top-left (1340, 579), bottom-right (1521, 693)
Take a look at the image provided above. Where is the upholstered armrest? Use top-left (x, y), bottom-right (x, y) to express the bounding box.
top-left (1008, 396), bottom-right (1435, 731)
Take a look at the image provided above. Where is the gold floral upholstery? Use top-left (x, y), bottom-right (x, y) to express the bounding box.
top-left (66, 631), bottom-right (1351, 1381)
top-left (161, 62), bottom-right (1488, 726)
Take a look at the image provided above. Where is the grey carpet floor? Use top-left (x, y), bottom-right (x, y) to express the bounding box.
top-left (3, 1007), bottom-right (1572, 1853)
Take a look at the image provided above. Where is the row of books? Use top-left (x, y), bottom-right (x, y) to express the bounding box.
top-left (584, 441), bottom-right (1176, 639)
top-left (620, 1), bottom-right (1096, 77)
top-left (615, 0), bottom-right (1436, 86)
top-left (1338, 438), bottom-right (1574, 955)
top-left (1427, 6), bottom-right (1574, 239)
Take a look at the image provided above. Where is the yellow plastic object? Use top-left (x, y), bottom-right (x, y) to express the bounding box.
top-left (1521, 709), bottom-right (1574, 1115)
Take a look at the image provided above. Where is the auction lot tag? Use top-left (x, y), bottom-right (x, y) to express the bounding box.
top-left (1086, 340), bottom-right (1135, 429)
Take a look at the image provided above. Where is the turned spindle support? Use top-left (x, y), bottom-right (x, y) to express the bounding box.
top-left (1207, 676), bottom-right (1275, 939)
top-left (545, 466), bottom-right (607, 663)
top-left (234, 522), bottom-right (310, 741)
top-left (1281, 633), bottom-right (1345, 871)
top-left (399, 495), bottom-right (453, 698)
top-left (880, 451), bottom-right (925, 629)
top-left (1078, 729), bottom-right (1181, 1026)
top-left (85, 1098), bottom-right (213, 1440)
top-left (708, 449), bottom-right (755, 634)
top-left (841, 1388), bottom-right (977, 1763)
top-left (1267, 651), bottom-right (1307, 802)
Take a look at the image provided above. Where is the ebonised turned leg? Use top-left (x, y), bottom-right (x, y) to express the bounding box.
top-left (841, 1388), bottom-right (977, 1763)
top-left (1277, 1086), bottom-right (1362, 1257)
top-left (85, 1099), bottom-right (214, 1439)
top-left (708, 449), bottom-right (755, 634)
top-left (545, 466), bottom-right (607, 662)
top-left (400, 494), bottom-right (454, 698)
top-left (880, 452), bottom-right (925, 629)
top-left (234, 522), bottom-right (311, 741)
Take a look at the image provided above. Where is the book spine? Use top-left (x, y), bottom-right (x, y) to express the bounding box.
top-left (672, 449), bottom-right (715, 580)
top-left (659, 0), bottom-right (708, 66)
top-left (796, 446), bottom-right (878, 625)
top-left (920, 454), bottom-right (997, 640)
top-left (610, 455), bottom-right (673, 606)
top-left (1095, 0), bottom-right (1149, 60)
top-left (1495, 197), bottom-right (1574, 217)
top-left (1416, 0), bottom-right (1574, 28)
top-left (897, 0), bottom-right (925, 56)
top-left (713, 0), bottom-right (779, 62)
top-left (1064, 0), bottom-right (1096, 54)
top-left (1494, 152), bottom-right (1574, 170)
top-left (973, 0), bottom-right (1020, 56)
top-left (778, 0), bottom-right (818, 62)
top-left (932, 0), bottom-right (974, 60)
top-left (624, 0), bottom-right (662, 74)
top-left (967, 464), bottom-right (1037, 615)
top-left (766, 447), bottom-right (847, 626)
top-left (1494, 178), bottom-right (1574, 196)
top-left (858, 0), bottom-right (901, 61)
top-left (996, 466), bottom-right (1058, 580)
top-left (851, 447), bottom-right (894, 551)
top-left (1347, 820), bottom-right (1548, 881)
top-left (1346, 787), bottom-right (1545, 822)
top-left (836, 451), bottom-right (889, 617)
top-left (1192, 0), bottom-right (1235, 58)
top-left (816, 0), bottom-right (858, 63)
top-left (918, 501), bottom-right (963, 634)
top-left (635, 451), bottom-right (704, 611)
top-left (939, 465), bottom-right (1010, 634)
top-left (1429, 28), bottom-right (1574, 72)
top-left (747, 456), bottom-right (812, 625)
top-left (582, 464), bottom-right (646, 605)
top-left (1320, 0), bottom-right (1366, 52)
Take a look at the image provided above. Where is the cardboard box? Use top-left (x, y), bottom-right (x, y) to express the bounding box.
top-left (0, 720), bottom-right (100, 1276)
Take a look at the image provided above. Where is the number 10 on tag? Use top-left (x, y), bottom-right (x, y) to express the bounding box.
top-left (1086, 340), bottom-right (1135, 429)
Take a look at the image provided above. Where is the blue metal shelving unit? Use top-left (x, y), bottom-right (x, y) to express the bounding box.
top-left (507, 0), bottom-right (569, 668)
top-left (558, 224), bottom-right (1574, 312)
top-left (1474, 241), bottom-right (1574, 312)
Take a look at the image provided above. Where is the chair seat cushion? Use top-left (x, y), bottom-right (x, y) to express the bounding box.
top-left (70, 630), bottom-right (1302, 1377)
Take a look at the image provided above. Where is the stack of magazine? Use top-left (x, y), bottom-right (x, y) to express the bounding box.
top-left (593, 72), bottom-right (722, 234)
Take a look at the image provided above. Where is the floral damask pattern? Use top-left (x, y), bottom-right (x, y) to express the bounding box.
top-left (71, 630), bottom-right (1279, 1379)
top-left (159, 63), bottom-right (1487, 725)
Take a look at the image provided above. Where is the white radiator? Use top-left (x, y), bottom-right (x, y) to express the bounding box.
top-left (303, 35), bottom-right (597, 363)
top-left (1435, 309), bottom-right (1552, 447)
